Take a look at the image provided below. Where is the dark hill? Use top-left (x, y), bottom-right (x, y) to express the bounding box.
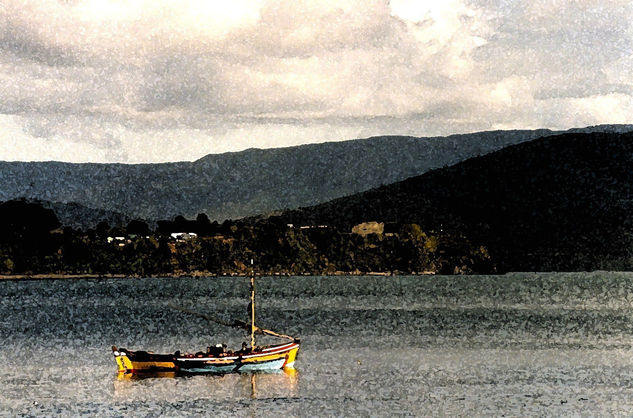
top-left (0, 199), bottom-right (133, 232)
top-left (279, 131), bottom-right (633, 272)
top-left (38, 200), bottom-right (133, 231)
top-left (0, 127), bottom-right (612, 226)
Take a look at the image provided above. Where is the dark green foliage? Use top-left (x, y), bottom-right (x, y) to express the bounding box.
top-left (127, 220), bottom-right (150, 236)
top-left (0, 199), bottom-right (60, 236)
top-left (96, 221), bottom-right (110, 239)
top-left (0, 200), bottom-right (62, 273)
top-left (0, 198), bottom-right (491, 275)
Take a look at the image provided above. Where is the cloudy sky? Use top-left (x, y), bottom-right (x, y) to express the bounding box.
top-left (0, 0), bottom-right (631, 162)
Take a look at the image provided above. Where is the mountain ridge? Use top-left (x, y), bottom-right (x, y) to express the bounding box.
top-left (2, 125), bottom-right (631, 229)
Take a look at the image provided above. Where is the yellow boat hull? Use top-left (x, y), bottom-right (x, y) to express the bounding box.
top-left (113, 342), bottom-right (300, 374)
top-left (115, 355), bottom-right (175, 373)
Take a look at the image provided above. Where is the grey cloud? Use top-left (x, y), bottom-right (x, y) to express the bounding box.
top-left (0, 42), bottom-right (142, 116)
top-left (474, 27), bottom-right (630, 80)
top-left (237, 1), bottom-right (397, 58)
top-left (533, 81), bottom-right (633, 100)
top-left (21, 114), bottom-right (123, 149)
top-left (0, 19), bottom-right (80, 67)
top-left (0, 0), bottom-right (631, 162)
top-left (0, 0), bottom-right (427, 128)
top-left (412, 70), bottom-right (459, 90)
top-left (136, 53), bottom-right (224, 112)
top-left (471, 1), bottom-right (633, 79)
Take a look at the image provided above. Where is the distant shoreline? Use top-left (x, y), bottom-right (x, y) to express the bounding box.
top-left (0, 271), bottom-right (624, 281)
top-left (0, 273), bottom-right (129, 281)
top-left (0, 271), bottom-right (439, 281)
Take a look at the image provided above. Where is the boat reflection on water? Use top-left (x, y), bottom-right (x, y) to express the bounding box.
top-left (244, 367), bottom-right (298, 399)
top-left (115, 371), bottom-right (177, 381)
top-left (113, 368), bottom-right (299, 400)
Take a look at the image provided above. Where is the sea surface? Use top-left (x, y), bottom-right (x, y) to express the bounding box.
top-left (2, 273), bottom-right (633, 416)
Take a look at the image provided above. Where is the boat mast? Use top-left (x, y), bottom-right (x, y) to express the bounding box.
top-left (250, 259), bottom-right (256, 349)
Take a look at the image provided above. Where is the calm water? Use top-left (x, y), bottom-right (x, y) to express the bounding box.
top-left (2, 273), bottom-right (633, 416)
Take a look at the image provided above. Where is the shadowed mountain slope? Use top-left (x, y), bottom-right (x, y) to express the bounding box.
top-left (279, 131), bottom-right (633, 272)
top-left (1, 125), bottom-right (630, 229)
top-left (0, 129), bottom-right (577, 223)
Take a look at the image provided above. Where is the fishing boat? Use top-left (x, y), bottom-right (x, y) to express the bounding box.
top-left (112, 267), bottom-right (300, 374)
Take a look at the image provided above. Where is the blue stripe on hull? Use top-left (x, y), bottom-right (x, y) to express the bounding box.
top-left (180, 364), bottom-right (238, 373)
top-left (237, 358), bottom-right (286, 371)
top-left (178, 358), bottom-right (286, 374)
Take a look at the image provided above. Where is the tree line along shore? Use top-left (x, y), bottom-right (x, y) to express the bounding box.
top-left (0, 200), bottom-right (494, 277)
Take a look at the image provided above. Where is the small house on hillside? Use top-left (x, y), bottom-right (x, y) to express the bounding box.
top-left (170, 232), bottom-right (198, 241)
top-left (351, 222), bottom-right (384, 236)
top-left (107, 236), bottom-right (128, 247)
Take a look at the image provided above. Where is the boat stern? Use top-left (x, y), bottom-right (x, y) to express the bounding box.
top-left (112, 346), bottom-right (176, 373)
top-left (283, 342), bottom-right (300, 369)
top-left (112, 346), bottom-right (133, 372)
